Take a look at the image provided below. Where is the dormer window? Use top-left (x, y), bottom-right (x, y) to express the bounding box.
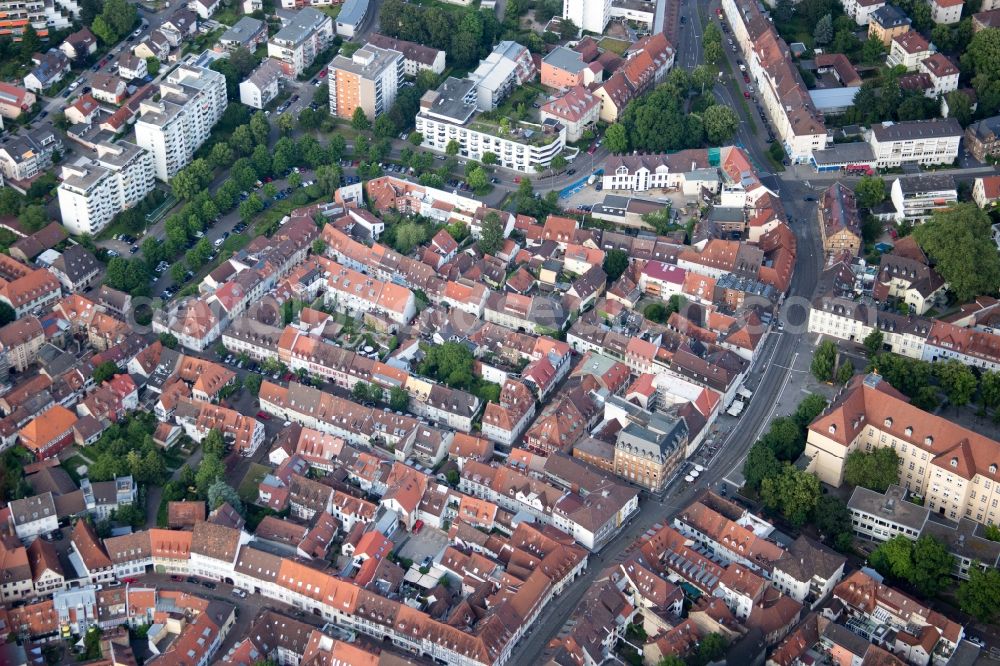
top-left (828, 424), bottom-right (837, 434)
top-left (884, 418), bottom-right (893, 428)
top-left (905, 427), bottom-right (913, 437)
top-left (925, 436), bottom-right (933, 446)
top-left (951, 458), bottom-right (958, 468)
top-left (991, 464), bottom-right (998, 475)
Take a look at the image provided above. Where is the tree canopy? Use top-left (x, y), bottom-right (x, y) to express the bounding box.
top-left (844, 447), bottom-right (900, 492)
top-left (957, 565), bottom-right (1000, 623)
top-left (870, 535), bottom-right (953, 597)
top-left (761, 465), bottom-right (821, 527)
top-left (912, 203), bottom-right (1000, 302)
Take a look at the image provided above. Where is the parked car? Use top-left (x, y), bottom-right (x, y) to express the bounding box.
top-left (201, 581), bottom-right (216, 589)
top-left (171, 575), bottom-right (184, 582)
top-left (256, 410), bottom-right (271, 421)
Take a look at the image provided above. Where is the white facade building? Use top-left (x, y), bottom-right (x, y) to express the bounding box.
top-left (57, 142), bottom-right (156, 236)
top-left (239, 59), bottom-right (282, 109)
top-left (563, 0), bottom-right (611, 34)
top-left (416, 77), bottom-right (570, 174)
top-left (135, 64), bottom-right (227, 181)
top-left (867, 119), bottom-right (962, 168)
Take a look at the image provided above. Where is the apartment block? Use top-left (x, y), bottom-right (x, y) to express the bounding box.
top-left (888, 173), bottom-right (958, 223)
top-left (867, 119), bottom-right (962, 168)
top-left (267, 7), bottom-right (334, 77)
top-left (135, 64), bottom-right (228, 181)
top-left (887, 30), bottom-right (934, 70)
top-left (964, 114), bottom-right (1000, 162)
top-left (540, 85), bottom-right (601, 142)
top-left (0, 128), bottom-right (62, 183)
top-left (722, 0), bottom-right (827, 163)
top-left (0, 0), bottom-right (79, 38)
top-left (930, 0), bottom-right (964, 23)
top-left (563, 0), bottom-right (612, 34)
top-left (239, 59), bottom-right (283, 109)
top-left (57, 142), bottom-right (156, 236)
top-left (841, 0), bottom-right (886, 25)
top-left (416, 77), bottom-right (568, 174)
top-left (467, 41), bottom-right (536, 112)
top-left (327, 44), bottom-right (403, 120)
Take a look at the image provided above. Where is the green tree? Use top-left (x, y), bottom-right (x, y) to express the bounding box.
top-left (202, 429), bottom-right (226, 459)
top-left (90, 15), bottom-right (116, 43)
top-left (862, 329), bottom-right (884, 357)
top-left (467, 166), bottom-right (489, 192)
top-left (703, 105), bottom-right (739, 144)
top-left (18, 23), bottom-right (41, 58)
top-left (158, 332), bottom-right (178, 349)
top-left (912, 204), bottom-right (1000, 302)
top-left (445, 139), bottom-right (461, 156)
top-left (372, 114), bottom-right (397, 138)
top-left (93, 361), bottom-right (119, 385)
top-left (855, 176), bottom-right (886, 209)
top-left (811, 340), bottom-right (837, 382)
top-left (643, 302), bottom-right (668, 323)
top-left (761, 466), bottom-right (821, 526)
top-left (351, 107), bottom-right (370, 131)
top-left (0, 302), bottom-right (15, 327)
top-left (813, 13), bottom-right (834, 44)
top-left (207, 479), bottom-right (243, 513)
top-left (146, 57), bottom-right (160, 77)
top-left (871, 535), bottom-right (915, 580)
top-left (957, 566), bottom-right (1000, 623)
top-left (910, 534), bottom-right (954, 597)
top-left (195, 452), bottom-right (225, 497)
top-left (481, 151), bottom-right (498, 165)
top-left (981, 371), bottom-right (1000, 410)
top-left (934, 359), bottom-right (977, 410)
top-left (478, 211), bottom-right (504, 256)
top-left (604, 123), bottom-right (628, 154)
top-left (389, 386), bottom-right (409, 411)
top-left (743, 441), bottom-right (783, 491)
top-left (944, 90), bottom-right (973, 127)
top-left (603, 249), bottom-right (629, 282)
top-left (20, 205), bottom-right (48, 232)
top-left (690, 633), bottom-right (728, 666)
top-left (393, 222), bottom-right (427, 255)
top-left (836, 360), bottom-right (855, 384)
top-left (813, 496), bottom-right (854, 551)
top-left (550, 155), bottom-right (568, 172)
top-left (244, 373), bottom-right (262, 396)
top-left (844, 447), bottom-right (899, 492)
top-left (249, 112), bottom-right (270, 146)
top-left (419, 342), bottom-right (475, 389)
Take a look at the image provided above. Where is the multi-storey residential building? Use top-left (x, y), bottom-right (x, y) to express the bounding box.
top-left (0, 0), bottom-right (79, 38)
top-left (923, 319), bottom-right (1000, 371)
top-left (867, 119), bottom-right (962, 168)
top-left (135, 64), bottom-right (227, 181)
top-left (0, 316), bottom-right (44, 371)
top-left (868, 4), bottom-right (912, 44)
top-left (0, 83), bottom-right (36, 121)
top-left (613, 416), bottom-right (687, 493)
top-left (771, 536), bottom-right (846, 608)
top-left (0, 129), bottom-right (61, 183)
top-left (540, 46), bottom-right (601, 89)
top-left (539, 85), bottom-right (601, 142)
top-left (8, 493), bottom-right (59, 541)
top-left (888, 173), bottom-right (957, 223)
top-left (964, 114), bottom-right (1000, 162)
top-left (366, 33), bottom-right (446, 76)
top-left (722, 0), bottom-right (827, 163)
top-left (239, 59), bottom-right (283, 109)
top-left (267, 8), bottom-right (334, 77)
top-left (887, 30), bottom-right (934, 69)
top-left (818, 182), bottom-right (862, 257)
top-left (808, 296), bottom-right (931, 358)
top-left (217, 16), bottom-right (267, 52)
top-left (327, 44), bottom-right (403, 120)
top-left (930, 0), bottom-right (964, 23)
top-left (842, 0), bottom-right (886, 26)
top-left (467, 41), bottom-right (536, 112)
top-left (416, 77), bottom-right (569, 173)
top-left (563, 0), bottom-right (611, 34)
top-left (806, 372), bottom-right (1000, 527)
top-left (57, 142), bottom-right (156, 236)
top-left (918, 53), bottom-right (959, 96)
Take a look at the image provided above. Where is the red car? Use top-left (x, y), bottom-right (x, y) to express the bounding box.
top-left (256, 410), bottom-right (271, 421)
top-left (587, 144), bottom-right (597, 154)
top-left (413, 520), bottom-right (424, 534)
top-left (318, 69), bottom-right (328, 78)
top-left (282, 372), bottom-right (294, 382)
top-left (514, 176), bottom-right (522, 184)
top-left (123, 578), bottom-right (137, 584)
top-left (744, 91), bottom-right (751, 98)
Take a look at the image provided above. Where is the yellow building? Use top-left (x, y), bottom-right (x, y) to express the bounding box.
top-left (806, 373), bottom-right (1000, 526)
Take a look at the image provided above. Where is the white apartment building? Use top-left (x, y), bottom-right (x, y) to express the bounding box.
top-left (267, 7), bottom-right (334, 77)
top-left (416, 77), bottom-right (570, 173)
top-left (57, 142), bottom-right (156, 236)
top-left (887, 30), bottom-right (935, 70)
top-left (918, 53), bottom-right (959, 97)
top-left (563, 0), bottom-right (611, 34)
top-left (722, 0), bottom-right (828, 163)
top-left (366, 33), bottom-right (446, 77)
top-left (841, 0), bottom-right (886, 25)
top-left (930, 0), bottom-right (963, 24)
top-left (135, 64), bottom-right (227, 181)
top-left (239, 59), bottom-right (282, 109)
top-left (867, 119), bottom-right (962, 168)
top-left (808, 296), bottom-right (930, 359)
top-left (0, 0), bottom-right (79, 33)
top-left (889, 173), bottom-right (958, 223)
top-left (9, 493), bottom-right (59, 541)
top-left (467, 41), bottom-right (536, 112)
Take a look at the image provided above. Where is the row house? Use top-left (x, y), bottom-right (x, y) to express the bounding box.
top-left (173, 397), bottom-right (266, 457)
